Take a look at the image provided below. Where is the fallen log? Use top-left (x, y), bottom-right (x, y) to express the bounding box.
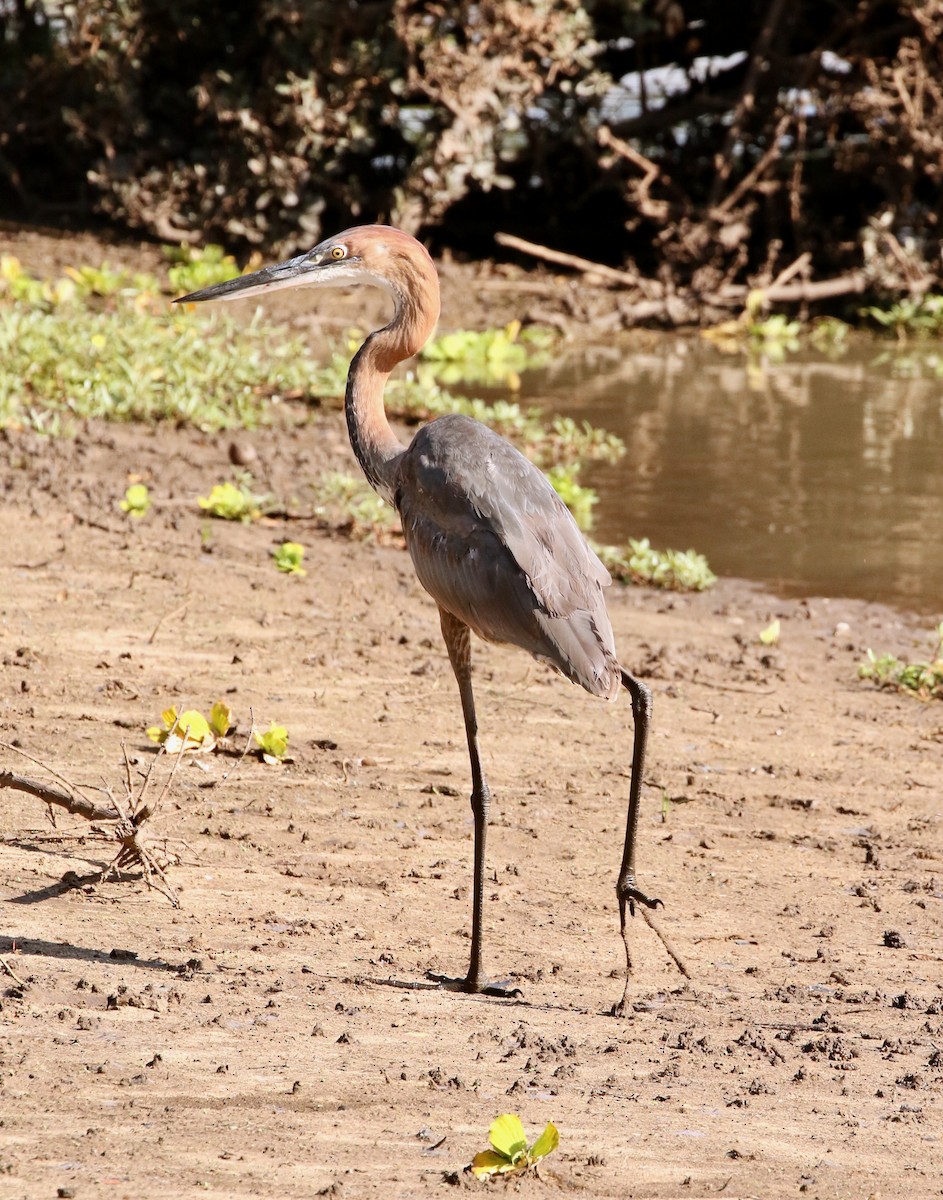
top-left (495, 230), bottom-right (936, 323)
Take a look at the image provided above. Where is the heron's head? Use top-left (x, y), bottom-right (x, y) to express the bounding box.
top-left (174, 225), bottom-right (440, 319)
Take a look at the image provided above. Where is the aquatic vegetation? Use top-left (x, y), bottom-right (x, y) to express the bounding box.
top-left (418, 321), bottom-right (553, 388)
top-left (862, 293), bottom-right (943, 339)
top-left (596, 538), bottom-right (717, 592)
top-left (859, 624), bottom-right (943, 701)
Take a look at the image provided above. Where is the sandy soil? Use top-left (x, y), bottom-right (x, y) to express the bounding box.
top-left (1, 227), bottom-right (942, 1199)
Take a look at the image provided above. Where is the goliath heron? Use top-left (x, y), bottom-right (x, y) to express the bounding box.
top-left (178, 225), bottom-right (673, 1013)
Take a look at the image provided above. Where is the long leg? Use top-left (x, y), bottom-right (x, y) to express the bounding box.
top-left (614, 668), bottom-right (663, 1013)
top-left (436, 606), bottom-right (517, 997)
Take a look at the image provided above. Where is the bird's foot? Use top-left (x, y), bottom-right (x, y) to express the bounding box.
top-left (426, 971), bottom-right (523, 1000)
top-left (619, 884), bottom-right (663, 917)
top-left (610, 994), bottom-right (631, 1019)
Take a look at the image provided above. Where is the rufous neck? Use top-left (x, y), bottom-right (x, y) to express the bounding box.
top-left (345, 344), bottom-right (404, 506)
top-left (344, 264), bottom-right (440, 505)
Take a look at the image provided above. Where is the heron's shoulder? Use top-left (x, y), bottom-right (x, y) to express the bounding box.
top-left (406, 413), bottom-right (520, 461)
top-left (401, 413), bottom-right (552, 503)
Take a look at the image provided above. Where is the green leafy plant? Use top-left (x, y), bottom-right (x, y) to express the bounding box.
top-left (862, 293), bottom-right (943, 339)
top-left (858, 624), bottom-right (943, 701)
top-left (419, 322), bottom-right (553, 388)
top-left (596, 537), bottom-right (716, 592)
top-left (254, 722), bottom-right (289, 765)
top-left (147, 702), bottom-right (233, 753)
top-left (198, 479), bottom-right (264, 522)
top-left (63, 262), bottom-right (154, 299)
top-left (545, 463), bottom-right (597, 531)
top-left (747, 312), bottom-right (801, 356)
top-left (273, 541), bottom-right (307, 575)
top-left (311, 471), bottom-right (398, 538)
top-left (165, 243), bottom-right (243, 296)
top-left (119, 482), bottom-right (151, 518)
top-left (809, 316), bottom-right (851, 351)
top-left (470, 1113), bottom-right (559, 1179)
top-left (702, 307), bottom-right (800, 358)
top-left (0, 256), bottom-right (320, 434)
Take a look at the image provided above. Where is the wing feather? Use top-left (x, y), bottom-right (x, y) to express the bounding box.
top-left (395, 414), bottom-right (620, 698)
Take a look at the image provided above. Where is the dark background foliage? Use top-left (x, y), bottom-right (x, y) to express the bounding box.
top-left (2, 0), bottom-right (941, 297)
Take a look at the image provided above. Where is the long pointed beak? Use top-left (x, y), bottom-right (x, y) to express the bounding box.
top-left (174, 252), bottom-right (330, 305)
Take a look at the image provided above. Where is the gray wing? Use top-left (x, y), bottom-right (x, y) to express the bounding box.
top-left (395, 413), bottom-right (620, 698)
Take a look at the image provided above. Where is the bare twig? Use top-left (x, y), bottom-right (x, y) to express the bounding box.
top-left (0, 766), bottom-right (114, 822)
top-left (148, 595), bottom-right (192, 645)
top-left (708, 0), bottom-right (790, 207)
top-left (1, 747), bottom-right (182, 906)
top-left (712, 113), bottom-right (792, 218)
top-left (0, 956), bottom-right (28, 989)
top-left (766, 251), bottom-right (813, 293)
top-left (495, 232), bottom-right (641, 289)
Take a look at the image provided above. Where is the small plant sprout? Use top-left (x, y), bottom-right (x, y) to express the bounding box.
top-left (273, 541), bottom-right (307, 575)
top-left (147, 702), bottom-right (233, 754)
top-left (198, 480), bottom-right (263, 522)
top-left (120, 482), bottom-right (151, 518)
top-left (759, 618), bottom-right (781, 646)
top-left (254, 722), bottom-right (289, 765)
top-left (859, 623), bottom-right (943, 701)
top-left (470, 1113), bottom-right (559, 1179)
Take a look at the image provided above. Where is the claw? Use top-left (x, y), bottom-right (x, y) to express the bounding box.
top-left (620, 885), bottom-right (664, 917)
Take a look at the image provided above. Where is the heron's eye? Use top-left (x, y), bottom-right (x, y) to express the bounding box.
top-left (330, 245), bottom-right (346, 260)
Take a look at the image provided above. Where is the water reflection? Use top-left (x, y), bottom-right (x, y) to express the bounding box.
top-left (523, 338), bottom-right (943, 614)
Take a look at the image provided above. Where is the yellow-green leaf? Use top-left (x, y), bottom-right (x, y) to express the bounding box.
top-left (174, 710), bottom-right (211, 741)
top-left (254, 722), bottom-right (289, 763)
top-left (488, 1114), bottom-right (528, 1163)
top-left (470, 1151), bottom-right (517, 1179)
top-left (150, 706), bottom-right (218, 753)
top-left (529, 1121), bottom-right (559, 1162)
top-left (119, 482), bottom-right (151, 518)
top-left (209, 701), bottom-right (233, 737)
top-left (273, 540), bottom-right (307, 575)
top-left (759, 618), bottom-right (781, 646)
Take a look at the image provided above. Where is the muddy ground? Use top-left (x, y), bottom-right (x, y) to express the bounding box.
top-left (1, 227), bottom-right (942, 1199)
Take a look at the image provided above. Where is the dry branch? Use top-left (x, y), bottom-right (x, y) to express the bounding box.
top-left (495, 226), bottom-right (935, 324)
top-left (708, 0), bottom-right (790, 206)
top-left (0, 769), bottom-right (115, 821)
top-left (1, 749), bottom-right (180, 906)
top-left (495, 232), bottom-right (641, 289)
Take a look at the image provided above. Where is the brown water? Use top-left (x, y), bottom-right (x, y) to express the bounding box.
top-left (523, 337), bottom-right (943, 615)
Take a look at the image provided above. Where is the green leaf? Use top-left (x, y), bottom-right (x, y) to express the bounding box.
top-left (254, 722), bottom-right (289, 764)
top-left (529, 1121), bottom-right (559, 1162)
top-left (198, 480), bottom-right (261, 522)
top-left (273, 540), bottom-right (307, 575)
top-left (209, 701), bottom-right (233, 737)
top-left (470, 1151), bottom-right (516, 1179)
top-left (119, 482), bottom-right (151, 518)
top-left (488, 1114), bottom-right (528, 1163)
top-left (759, 618), bottom-right (781, 646)
top-left (148, 705), bottom-right (218, 753)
